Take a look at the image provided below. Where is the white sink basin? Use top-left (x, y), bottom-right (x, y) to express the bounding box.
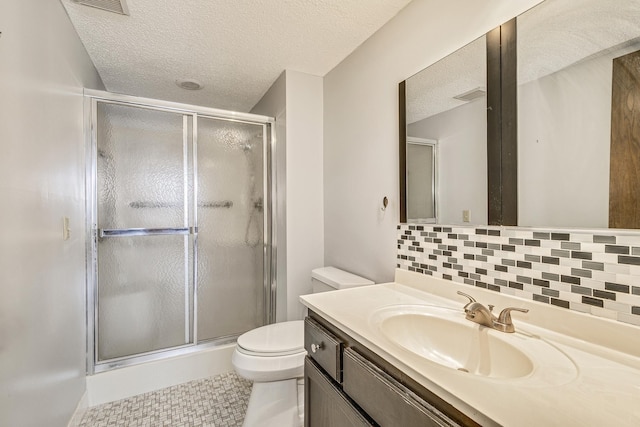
top-left (371, 305), bottom-right (577, 383)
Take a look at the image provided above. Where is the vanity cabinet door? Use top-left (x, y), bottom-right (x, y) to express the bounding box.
top-left (343, 348), bottom-right (461, 427)
top-left (305, 317), bottom-right (343, 382)
top-left (304, 357), bottom-right (374, 427)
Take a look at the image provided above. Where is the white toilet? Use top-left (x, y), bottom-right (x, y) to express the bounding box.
top-left (232, 267), bottom-right (374, 427)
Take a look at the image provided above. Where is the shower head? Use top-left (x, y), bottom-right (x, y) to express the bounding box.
top-left (97, 149), bottom-right (112, 160)
top-left (242, 132), bottom-right (264, 151)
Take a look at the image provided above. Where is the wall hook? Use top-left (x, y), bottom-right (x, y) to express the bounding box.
top-left (381, 196), bottom-right (389, 211)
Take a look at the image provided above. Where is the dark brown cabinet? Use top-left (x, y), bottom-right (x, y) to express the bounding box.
top-left (304, 317), bottom-right (343, 382)
top-left (304, 312), bottom-right (480, 427)
top-left (305, 357), bottom-right (373, 427)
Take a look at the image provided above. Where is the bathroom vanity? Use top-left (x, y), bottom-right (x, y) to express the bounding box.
top-left (300, 269), bottom-right (640, 426)
top-left (304, 312), bottom-right (476, 426)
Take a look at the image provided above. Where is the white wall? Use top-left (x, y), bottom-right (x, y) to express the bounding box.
top-left (284, 71), bottom-right (324, 319)
top-left (517, 45), bottom-right (635, 228)
top-left (408, 99), bottom-right (488, 225)
top-left (0, 1), bottom-right (103, 426)
top-left (251, 72), bottom-right (288, 321)
top-left (323, 0), bottom-right (544, 283)
top-left (252, 70), bottom-right (324, 321)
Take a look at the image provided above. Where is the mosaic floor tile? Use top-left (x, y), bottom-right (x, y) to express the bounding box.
top-left (79, 372), bottom-right (251, 427)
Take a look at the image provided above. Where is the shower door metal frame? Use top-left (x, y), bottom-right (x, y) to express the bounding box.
top-left (84, 89), bottom-right (277, 374)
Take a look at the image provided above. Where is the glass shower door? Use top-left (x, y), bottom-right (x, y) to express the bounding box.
top-left (94, 101), bottom-right (194, 361)
top-left (196, 117), bottom-right (267, 341)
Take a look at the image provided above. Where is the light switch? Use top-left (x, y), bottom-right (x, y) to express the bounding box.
top-left (462, 210), bottom-right (470, 223)
top-left (63, 217), bottom-right (70, 241)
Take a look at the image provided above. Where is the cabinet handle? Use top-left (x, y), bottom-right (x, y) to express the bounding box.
top-left (311, 342), bottom-right (324, 353)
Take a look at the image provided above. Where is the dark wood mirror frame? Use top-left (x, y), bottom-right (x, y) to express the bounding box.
top-left (399, 19), bottom-right (517, 225)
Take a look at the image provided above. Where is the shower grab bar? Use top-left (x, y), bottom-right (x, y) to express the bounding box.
top-left (199, 201), bottom-right (233, 208)
top-left (129, 201), bottom-right (233, 209)
top-left (98, 227), bottom-right (196, 238)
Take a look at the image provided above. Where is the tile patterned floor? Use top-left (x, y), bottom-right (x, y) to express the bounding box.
top-left (78, 372), bottom-right (252, 427)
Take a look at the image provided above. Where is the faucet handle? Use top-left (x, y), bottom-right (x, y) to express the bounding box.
top-left (456, 291), bottom-right (476, 309)
top-left (495, 307), bottom-right (529, 333)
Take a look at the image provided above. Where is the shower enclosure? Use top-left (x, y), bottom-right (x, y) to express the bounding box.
top-left (85, 90), bottom-right (276, 373)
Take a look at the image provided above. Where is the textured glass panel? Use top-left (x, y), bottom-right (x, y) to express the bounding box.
top-left (97, 235), bottom-right (193, 360)
top-left (95, 102), bottom-right (193, 361)
top-left (96, 102), bottom-right (186, 229)
top-left (197, 118), bottom-right (265, 340)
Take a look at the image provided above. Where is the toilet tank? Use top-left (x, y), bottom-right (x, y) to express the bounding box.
top-left (311, 267), bottom-right (374, 293)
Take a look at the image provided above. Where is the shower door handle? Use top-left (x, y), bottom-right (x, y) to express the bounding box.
top-left (99, 227), bottom-right (194, 238)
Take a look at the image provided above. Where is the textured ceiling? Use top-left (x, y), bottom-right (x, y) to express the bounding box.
top-left (61, 0), bottom-right (411, 112)
top-left (406, 37), bottom-right (485, 124)
top-left (407, 0), bottom-right (640, 125)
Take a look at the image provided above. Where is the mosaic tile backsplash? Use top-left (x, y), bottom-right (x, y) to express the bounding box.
top-left (397, 224), bottom-right (640, 327)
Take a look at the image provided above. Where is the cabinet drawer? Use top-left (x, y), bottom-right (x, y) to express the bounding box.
top-left (343, 348), bottom-right (460, 427)
top-left (304, 317), bottom-right (342, 382)
top-left (304, 357), bottom-right (373, 427)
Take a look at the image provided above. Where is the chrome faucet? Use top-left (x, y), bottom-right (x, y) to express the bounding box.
top-left (456, 291), bottom-right (529, 333)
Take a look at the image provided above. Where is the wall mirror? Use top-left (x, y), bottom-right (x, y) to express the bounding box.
top-left (518, 0), bottom-right (640, 229)
top-left (402, 0), bottom-right (640, 229)
top-left (404, 35), bottom-right (487, 225)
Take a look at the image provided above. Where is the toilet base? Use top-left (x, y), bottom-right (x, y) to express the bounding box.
top-left (242, 378), bottom-right (303, 427)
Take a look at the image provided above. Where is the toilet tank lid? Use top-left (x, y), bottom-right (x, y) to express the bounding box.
top-left (311, 266), bottom-right (374, 289)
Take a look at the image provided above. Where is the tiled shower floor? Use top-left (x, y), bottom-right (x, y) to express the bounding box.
top-left (78, 372), bottom-right (252, 427)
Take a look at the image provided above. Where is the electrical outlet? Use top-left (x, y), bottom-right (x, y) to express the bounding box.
top-left (462, 210), bottom-right (470, 223)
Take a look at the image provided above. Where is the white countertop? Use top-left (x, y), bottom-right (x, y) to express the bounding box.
top-left (300, 269), bottom-right (640, 426)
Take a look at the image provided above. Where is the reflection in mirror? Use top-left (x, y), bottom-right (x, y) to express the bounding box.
top-left (406, 138), bottom-right (436, 222)
top-left (406, 36), bottom-right (487, 225)
top-left (518, 0), bottom-right (640, 229)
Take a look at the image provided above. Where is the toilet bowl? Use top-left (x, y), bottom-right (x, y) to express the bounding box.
top-left (232, 321), bottom-right (306, 427)
top-left (232, 267), bottom-right (374, 427)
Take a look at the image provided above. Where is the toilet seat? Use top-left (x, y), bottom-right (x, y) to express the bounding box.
top-left (237, 320), bottom-right (304, 356)
top-left (232, 320), bottom-right (306, 382)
